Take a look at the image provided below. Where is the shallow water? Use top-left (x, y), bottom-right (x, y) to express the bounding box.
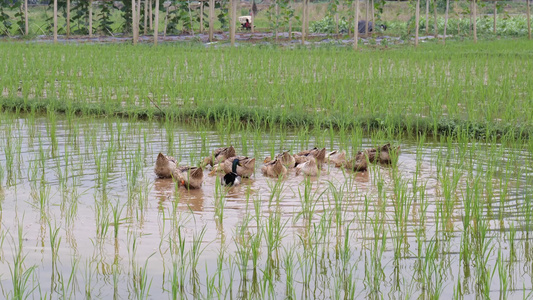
top-left (0, 114), bottom-right (532, 299)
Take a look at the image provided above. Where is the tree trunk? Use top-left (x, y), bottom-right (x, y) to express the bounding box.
top-left (443, 0), bottom-right (449, 44)
top-left (425, 0), bottom-right (429, 34)
top-left (230, 0), bottom-right (236, 46)
top-left (66, 0), bottom-right (70, 38)
top-left (433, 0), bottom-right (437, 37)
top-left (209, 0), bottom-right (215, 41)
top-left (200, 2), bottom-right (204, 33)
top-left (89, 0), bottom-right (94, 37)
top-left (526, 0), bottom-right (531, 39)
top-left (415, 0), bottom-right (420, 47)
top-left (144, 0), bottom-right (148, 34)
top-left (354, 0), bottom-right (359, 49)
top-left (473, 0), bottom-right (477, 42)
top-left (154, 0), bottom-right (159, 45)
top-left (24, 0), bottom-right (28, 35)
top-left (365, 0), bottom-right (369, 35)
top-left (53, 0), bottom-right (57, 43)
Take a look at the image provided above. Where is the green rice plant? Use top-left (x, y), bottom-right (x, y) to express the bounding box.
top-left (282, 246), bottom-right (296, 299)
top-left (190, 226), bottom-right (207, 288)
top-left (8, 220), bottom-right (38, 300)
top-left (48, 220), bottom-right (62, 289)
top-left (133, 253), bottom-right (155, 300)
top-left (58, 257), bottom-right (79, 299)
top-left (263, 209), bottom-right (287, 279)
top-left (214, 178), bottom-right (226, 226)
top-left (296, 178), bottom-right (325, 224)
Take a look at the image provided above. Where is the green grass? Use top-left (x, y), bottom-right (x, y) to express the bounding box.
top-left (1, 39), bottom-right (532, 140)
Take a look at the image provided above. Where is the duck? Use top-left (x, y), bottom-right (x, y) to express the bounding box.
top-left (222, 156), bottom-right (255, 178)
top-left (344, 151), bottom-right (369, 172)
top-left (295, 147), bottom-right (326, 168)
top-left (264, 151), bottom-right (296, 168)
top-left (222, 158), bottom-right (242, 186)
top-left (154, 152), bottom-right (178, 178)
top-left (202, 146), bottom-right (236, 167)
top-left (172, 166), bottom-right (204, 189)
top-left (261, 158), bottom-right (288, 177)
top-left (295, 157), bottom-right (319, 176)
top-left (325, 150), bottom-right (346, 167)
top-left (377, 143), bottom-right (400, 164)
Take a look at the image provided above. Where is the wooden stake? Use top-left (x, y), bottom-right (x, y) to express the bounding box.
top-left (53, 0), bottom-right (57, 43)
top-left (200, 1), bottom-right (204, 33)
top-left (425, 0), bottom-right (429, 35)
top-left (24, 0), bottom-right (28, 35)
top-left (230, 0), bottom-right (236, 46)
top-left (154, 0), bottom-right (159, 45)
top-left (275, 1), bottom-right (279, 44)
top-left (526, 0), bottom-right (531, 39)
top-left (89, 0), bottom-right (93, 37)
top-left (365, 0), bottom-right (369, 35)
top-left (473, 0), bottom-right (477, 42)
top-left (164, 6), bottom-right (169, 36)
top-left (251, 3), bottom-right (255, 33)
top-left (209, 0), bottom-right (215, 41)
top-left (444, 0), bottom-right (449, 44)
top-left (415, 0), bottom-right (420, 47)
top-left (371, 0), bottom-right (375, 36)
top-left (302, 0), bottom-right (308, 44)
top-left (66, 0), bottom-right (70, 38)
top-left (149, 0), bottom-right (153, 30)
top-left (132, 0), bottom-right (136, 44)
top-left (354, 0), bottom-right (359, 50)
top-left (433, 0), bottom-right (437, 37)
top-left (144, 0), bottom-right (148, 34)
top-left (493, 1), bottom-right (497, 34)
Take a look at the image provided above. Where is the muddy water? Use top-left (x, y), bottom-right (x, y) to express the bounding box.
top-left (0, 115), bottom-right (532, 299)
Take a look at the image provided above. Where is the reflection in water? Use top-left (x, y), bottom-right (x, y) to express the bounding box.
top-left (154, 178), bottom-right (206, 212)
top-left (0, 116), bottom-right (532, 299)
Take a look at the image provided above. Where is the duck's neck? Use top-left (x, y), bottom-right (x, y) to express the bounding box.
top-left (232, 160), bottom-right (239, 174)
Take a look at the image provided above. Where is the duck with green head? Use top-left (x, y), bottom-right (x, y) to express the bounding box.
top-left (222, 158), bottom-right (242, 186)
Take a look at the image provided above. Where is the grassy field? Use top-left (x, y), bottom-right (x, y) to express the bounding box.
top-left (1, 39), bottom-right (532, 139)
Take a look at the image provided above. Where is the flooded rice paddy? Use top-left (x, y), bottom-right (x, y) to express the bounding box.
top-left (1, 114), bottom-right (532, 299)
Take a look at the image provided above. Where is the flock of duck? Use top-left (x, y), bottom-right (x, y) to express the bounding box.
top-left (154, 143), bottom-right (399, 189)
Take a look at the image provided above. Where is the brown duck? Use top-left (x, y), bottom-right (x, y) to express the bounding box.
top-left (202, 146), bottom-right (236, 167)
top-left (261, 158), bottom-right (288, 177)
top-left (154, 153), bottom-right (178, 178)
